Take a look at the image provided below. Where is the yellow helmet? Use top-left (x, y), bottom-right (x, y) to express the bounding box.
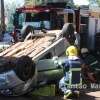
top-left (66, 45), bottom-right (78, 56)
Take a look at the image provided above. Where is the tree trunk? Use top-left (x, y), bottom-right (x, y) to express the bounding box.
top-left (0, 0), bottom-right (5, 34)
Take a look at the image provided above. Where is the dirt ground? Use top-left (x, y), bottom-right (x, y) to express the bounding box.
top-left (81, 90), bottom-right (100, 100)
top-left (0, 91), bottom-right (100, 100)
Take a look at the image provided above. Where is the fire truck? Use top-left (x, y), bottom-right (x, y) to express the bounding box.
top-left (0, 3), bottom-right (82, 96)
top-left (1, 4), bottom-right (100, 96)
top-left (13, 5), bottom-right (63, 41)
top-left (12, 3), bottom-right (80, 42)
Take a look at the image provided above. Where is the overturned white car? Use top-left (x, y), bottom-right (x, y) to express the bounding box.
top-left (0, 23), bottom-right (76, 96)
top-left (0, 56), bottom-right (66, 96)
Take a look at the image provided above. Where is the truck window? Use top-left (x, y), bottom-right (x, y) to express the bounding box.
top-left (13, 13), bottom-right (19, 27)
top-left (80, 16), bottom-right (88, 34)
top-left (57, 14), bottom-right (64, 29)
top-left (19, 13), bottom-right (25, 26)
top-left (57, 10), bottom-right (74, 28)
top-left (25, 12), bottom-right (51, 29)
top-left (80, 16), bottom-right (89, 47)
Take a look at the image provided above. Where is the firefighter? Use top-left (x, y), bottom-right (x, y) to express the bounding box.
top-left (61, 23), bottom-right (76, 45)
top-left (59, 45), bottom-right (83, 99)
top-left (81, 48), bottom-right (97, 83)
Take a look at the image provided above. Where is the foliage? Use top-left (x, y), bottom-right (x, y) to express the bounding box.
top-left (66, 0), bottom-right (75, 8)
top-left (96, 0), bottom-right (100, 6)
top-left (4, 0), bottom-right (24, 31)
top-left (88, 0), bottom-right (100, 7)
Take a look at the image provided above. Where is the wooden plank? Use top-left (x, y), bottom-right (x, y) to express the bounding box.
top-left (13, 37), bottom-right (45, 57)
top-left (31, 33), bottom-right (56, 37)
top-left (29, 47), bottom-right (44, 58)
top-left (0, 42), bottom-right (22, 56)
top-left (4, 40), bottom-right (33, 57)
top-left (0, 35), bottom-right (56, 60)
top-left (29, 42), bottom-right (51, 58)
top-left (19, 37), bottom-right (53, 57)
top-left (41, 36), bottom-right (55, 42)
top-left (13, 43), bottom-right (35, 57)
top-left (41, 42), bottom-right (52, 48)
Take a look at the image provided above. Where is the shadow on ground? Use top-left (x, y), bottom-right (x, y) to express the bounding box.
top-left (0, 91), bottom-right (100, 100)
top-left (0, 95), bottom-right (64, 100)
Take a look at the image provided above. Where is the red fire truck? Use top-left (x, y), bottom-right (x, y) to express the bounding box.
top-left (13, 3), bottom-right (80, 41)
top-left (13, 5), bottom-right (62, 40)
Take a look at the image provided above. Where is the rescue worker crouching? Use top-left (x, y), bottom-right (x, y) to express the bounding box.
top-left (81, 48), bottom-right (97, 83)
top-left (59, 45), bottom-right (83, 99)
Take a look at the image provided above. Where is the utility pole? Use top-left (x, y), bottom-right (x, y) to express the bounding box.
top-left (0, 0), bottom-right (5, 34)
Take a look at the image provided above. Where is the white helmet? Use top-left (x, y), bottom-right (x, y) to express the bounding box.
top-left (81, 48), bottom-right (89, 54)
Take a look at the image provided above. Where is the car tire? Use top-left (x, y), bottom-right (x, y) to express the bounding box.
top-left (61, 23), bottom-right (75, 45)
top-left (11, 56), bottom-right (37, 96)
top-left (15, 56), bottom-right (35, 81)
top-left (21, 25), bottom-right (34, 41)
top-left (0, 56), bottom-right (37, 96)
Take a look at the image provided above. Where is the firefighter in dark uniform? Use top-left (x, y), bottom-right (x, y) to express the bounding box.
top-left (81, 48), bottom-right (97, 83)
top-left (59, 45), bottom-right (83, 99)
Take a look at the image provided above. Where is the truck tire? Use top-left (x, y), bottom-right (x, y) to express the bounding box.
top-left (21, 25), bottom-right (34, 41)
top-left (15, 56), bottom-right (35, 81)
top-left (61, 23), bottom-right (75, 45)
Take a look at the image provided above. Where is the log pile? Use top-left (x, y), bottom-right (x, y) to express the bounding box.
top-left (0, 35), bottom-right (56, 60)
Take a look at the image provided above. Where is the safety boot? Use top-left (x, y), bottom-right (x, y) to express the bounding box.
top-left (63, 90), bottom-right (72, 100)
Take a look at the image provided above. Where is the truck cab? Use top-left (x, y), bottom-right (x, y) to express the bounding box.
top-left (13, 4), bottom-right (78, 42)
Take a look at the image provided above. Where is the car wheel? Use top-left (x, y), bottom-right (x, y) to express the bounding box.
top-left (12, 56), bottom-right (37, 96)
top-left (21, 25), bottom-right (34, 41)
top-left (61, 23), bottom-right (75, 45)
top-left (15, 56), bottom-right (35, 81)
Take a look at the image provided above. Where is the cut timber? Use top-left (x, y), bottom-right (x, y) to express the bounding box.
top-left (13, 42), bottom-right (35, 57)
top-left (0, 42), bottom-right (22, 56)
top-left (0, 35), bottom-right (56, 59)
top-left (29, 47), bottom-right (44, 58)
top-left (4, 40), bottom-right (33, 57)
top-left (32, 38), bottom-right (64, 61)
top-left (13, 38), bottom-right (42, 57)
top-left (29, 42), bottom-right (51, 58)
top-left (31, 33), bottom-right (56, 37)
top-left (15, 36), bottom-right (54, 57)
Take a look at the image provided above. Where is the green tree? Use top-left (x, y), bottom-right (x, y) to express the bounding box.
top-left (96, 0), bottom-right (100, 6)
top-left (0, 0), bottom-right (5, 33)
top-left (66, 0), bottom-right (75, 8)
